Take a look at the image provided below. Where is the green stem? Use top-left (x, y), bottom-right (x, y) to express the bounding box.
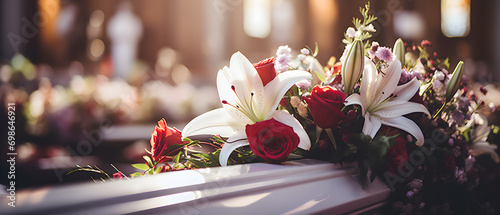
top-left (433, 102), bottom-right (446, 119)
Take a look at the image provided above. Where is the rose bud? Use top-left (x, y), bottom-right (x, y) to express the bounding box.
top-left (150, 118), bottom-right (186, 162)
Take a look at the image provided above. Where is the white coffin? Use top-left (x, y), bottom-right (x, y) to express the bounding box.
top-left (2, 159), bottom-right (390, 215)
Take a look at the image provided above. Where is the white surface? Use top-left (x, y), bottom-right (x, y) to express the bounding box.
top-left (2, 159), bottom-right (390, 215)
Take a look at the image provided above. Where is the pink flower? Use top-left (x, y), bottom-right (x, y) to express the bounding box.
top-left (113, 172), bottom-right (125, 179)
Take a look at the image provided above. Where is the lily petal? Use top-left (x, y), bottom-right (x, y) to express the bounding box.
top-left (219, 138), bottom-right (249, 166)
top-left (362, 58), bottom-right (378, 105)
top-left (470, 141), bottom-right (499, 163)
top-left (182, 108), bottom-right (251, 138)
top-left (345, 93), bottom-right (366, 115)
top-left (471, 114), bottom-right (490, 142)
top-left (217, 66), bottom-right (254, 122)
top-left (372, 59), bottom-right (402, 105)
top-left (363, 112), bottom-right (382, 138)
top-left (262, 70), bottom-right (312, 120)
top-left (392, 77), bottom-right (421, 102)
top-left (226, 52), bottom-right (265, 121)
top-left (271, 110), bottom-right (311, 150)
top-left (381, 116), bottom-right (425, 146)
top-left (374, 101), bottom-right (430, 118)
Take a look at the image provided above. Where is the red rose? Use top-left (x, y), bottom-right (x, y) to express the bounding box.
top-left (246, 118), bottom-right (299, 162)
top-left (305, 85), bottom-right (346, 128)
top-left (381, 126), bottom-right (409, 175)
top-left (253, 57), bottom-right (276, 86)
top-left (386, 138), bottom-right (409, 174)
top-left (439, 153), bottom-right (456, 175)
top-left (150, 118), bottom-right (186, 162)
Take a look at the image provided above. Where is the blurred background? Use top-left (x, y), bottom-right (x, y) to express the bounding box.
top-left (1, 0), bottom-right (500, 189)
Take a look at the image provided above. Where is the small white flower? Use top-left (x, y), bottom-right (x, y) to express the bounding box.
top-left (346, 27), bottom-right (356, 38)
top-left (360, 24), bottom-right (375, 32)
top-left (276, 45), bottom-right (292, 57)
top-left (298, 54), bottom-right (306, 62)
top-left (354, 30), bottom-right (362, 38)
top-left (433, 71), bottom-right (445, 81)
top-left (300, 48), bottom-right (310, 55)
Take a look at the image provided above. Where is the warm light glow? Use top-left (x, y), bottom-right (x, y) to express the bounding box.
top-left (441, 0), bottom-right (470, 38)
top-left (38, 0), bottom-right (60, 40)
top-left (171, 64), bottom-right (192, 84)
top-left (89, 10), bottom-right (105, 27)
top-left (309, 0), bottom-right (337, 51)
top-left (394, 11), bottom-right (425, 40)
top-left (90, 39), bottom-right (105, 59)
top-left (244, 0), bottom-right (272, 38)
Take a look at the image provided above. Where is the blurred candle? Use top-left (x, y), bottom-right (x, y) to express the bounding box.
top-left (244, 0), bottom-right (272, 38)
top-left (441, 0), bottom-right (470, 38)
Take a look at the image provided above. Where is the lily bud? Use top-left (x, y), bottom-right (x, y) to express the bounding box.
top-left (341, 39), bottom-right (364, 96)
top-left (393, 38), bottom-right (405, 68)
top-left (445, 61), bottom-right (464, 103)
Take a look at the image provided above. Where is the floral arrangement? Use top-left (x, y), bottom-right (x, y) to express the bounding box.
top-left (83, 3), bottom-right (500, 214)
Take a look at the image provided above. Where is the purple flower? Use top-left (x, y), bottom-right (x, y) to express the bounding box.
top-left (457, 96), bottom-right (470, 112)
top-left (375, 47), bottom-right (394, 63)
top-left (399, 70), bottom-right (412, 85)
top-left (448, 138), bottom-right (454, 146)
top-left (449, 110), bottom-right (465, 125)
top-left (406, 190), bottom-right (415, 198)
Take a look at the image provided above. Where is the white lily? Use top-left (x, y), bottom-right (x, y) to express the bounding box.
top-left (182, 52), bottom-right (312, 166)
top-left (468, 113), bottom-right (499, 163)
top-left (345, 57), bottom-right (430, 146)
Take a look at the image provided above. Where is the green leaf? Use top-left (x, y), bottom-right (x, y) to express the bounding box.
top-left (174, 151), bottom-right (182, 164)
top-left (154, 166), bottom-right (163, 174)
top-left (188, 159), bottom-right (207, 168)
top-left (132, 163), bottom-right (150, 171)
top-left (130, 172), bottom-right (143, 178)
top-left (314, 71), bottom-right (326, 83)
